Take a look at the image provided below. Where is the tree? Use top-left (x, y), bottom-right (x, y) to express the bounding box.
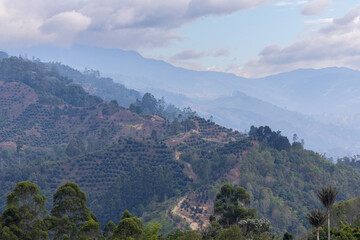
top-left (103, 221), bottom-right (116, 238)
top-left (175, 230), bottom-right (202, 240)
top-left (166, 229), bottom-right (186, 240)
top-left (282, 232), bottom-right (293, 240)
top-left (1, 181), bottom-right (47, 239)
top-left (113, 210), bottom-right (143, 239)
top-left (121, 210), bottom-right (132, 220)
top-left (0, 225), bottom-right (19, 240)
top-left (210, 184), bottom-right (255, 226)
top-left (65, 136), bottom-right (85, 157)
top-left (114, 218), bottom-right (143, 239)
top-left (50, 182), bottom-right (91, 238)
top-left (217, 225), bottom-right (245, 240)
top-left (201, 221), bottom-right (222, 240)
top-left (80, 218), bottom-right (100, 239)
top-left (141, 93), bottom-right (158, 114)
top-left (317, 186), bottom-right (338, 240)
top-left (307, 209), bottom-right (327, 240)
top-left (143, 223), bottom-right (162, 240)
top-left (129, 103), bottom-right (142, 114)
top-left (15, 140), bottom-right (24, 154)
top-left (238, 218), bottom-right (270, 239)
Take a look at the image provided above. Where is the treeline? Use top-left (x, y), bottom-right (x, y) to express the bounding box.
top-left (0, 182), bottom-right (280, 240)
top-left (0, 57), bottom-right (102, 107)
top-left (129, 93), bottom-right (197, 122)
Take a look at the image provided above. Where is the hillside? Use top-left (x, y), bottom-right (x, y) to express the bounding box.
top-left (14, 45), bottom-right (360, 158)
top-left (1, 56), bottom-right (360, 237)
top-left (48, 62), bottom-right (141, 108)
top-left (0, 57), bottom-right (171, 154)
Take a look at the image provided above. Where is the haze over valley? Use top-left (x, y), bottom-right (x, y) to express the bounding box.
top-left (2, 1), bottom-right (360, 239)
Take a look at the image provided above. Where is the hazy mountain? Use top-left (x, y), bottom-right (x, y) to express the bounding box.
top-left (15, 46), bottom-right (360, 114)
top-left (11, 45), bottom-right (360, 157)
top-left (148, 89), bottom-right (360, 158)
top-left (243, 67), bottom-right (360, 115)
top-left (11, 45), bottom-right (245, 97)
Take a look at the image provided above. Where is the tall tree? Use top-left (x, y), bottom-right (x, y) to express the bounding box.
top-left (114, 210), bottom-right (143, 239)
top-left (50, 182), bottom-right (91, 239)
top-left (1, 181), bottom-right (47, 239)
top-left (307, 209), bottom-right (327, 240)
top-left (210, 184), bottom-right (255, 226)
top-left (317, 186), bottom-right (338, 240)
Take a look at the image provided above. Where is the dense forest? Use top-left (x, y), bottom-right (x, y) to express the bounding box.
top-left (1, 56), bottom-right (360, 239)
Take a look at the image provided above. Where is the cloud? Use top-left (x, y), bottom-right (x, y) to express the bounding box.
top-left (301, 0), bottom-right (331, 15)
top-left (236, 5), bottom-right (360, 78)
top-left (40, 11), bottom-right (91, 45)
top-left (170, 49), bottom-right (206, 61)
top-left (275, 1), bottom-right (308, 7)
top-left (304, 18), bottom-right (333, 24)
top-left (169, 47), bottom-right (230, 63)
top-left (186, 0), bottom-right (268, 17)
top-left (0, 0), bottom-right (267, 49)
top-left (214, 48), bottom-right (229, 57)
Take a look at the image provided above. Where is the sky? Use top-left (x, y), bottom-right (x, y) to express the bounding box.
top-left (1, 0), bottom-right (360, 77)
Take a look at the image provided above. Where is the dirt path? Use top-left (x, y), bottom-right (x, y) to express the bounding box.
top-left (171, 197), bottom-right (200, 230)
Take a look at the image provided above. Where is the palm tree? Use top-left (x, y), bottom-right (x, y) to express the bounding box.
top-left (317, 185), bottom-right (338, 240)
top-left (307, 209), bottom-right (327, 240)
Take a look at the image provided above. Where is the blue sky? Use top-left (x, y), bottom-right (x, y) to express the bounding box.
top-left (1, 0), bottom-right (360, 77)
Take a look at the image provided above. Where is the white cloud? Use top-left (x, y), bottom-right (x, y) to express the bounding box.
top-left (275, 1), bottom-right (308, 7)
top-left (186, 0), bottom-right (268, 17)
top-left (236, 5), bottom-right (360, 78)
top-left (304, 18), bottom-right (333, 24)
top-left (40, 11), bottom-right (91, 46)
top-left (41, 11), bottom-right (91, 33)
top-left (0, 0), bottom-right (267, 49)
top-left (301, 0), bottom-right (331, 15)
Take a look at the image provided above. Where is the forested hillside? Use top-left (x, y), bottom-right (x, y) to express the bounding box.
top-left (1, 56), bottom-right (360, 238)
top-left (49, 61), bottom-right (196, 121)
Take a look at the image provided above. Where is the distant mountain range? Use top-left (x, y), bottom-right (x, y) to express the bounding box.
top-left (11, 45), bottom-right (360, 158)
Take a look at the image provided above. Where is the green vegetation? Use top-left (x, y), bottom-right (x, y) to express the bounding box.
top-left (210, 184), bottom-right (255, 226)
top-left (307, 209), bottom-right (327, 240)
top-left (0, 182), bottom-right (276, 239)
top-left (2, 55), bottom-right (360, 239)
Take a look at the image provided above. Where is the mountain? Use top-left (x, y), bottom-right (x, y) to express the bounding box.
top-left (147, 89), bottom-right (360, 158)
top-left (14, 45), bottom-right (360, 115)
top-left (51, 62), bottom-right (142, 108)
top-left (241, 67), bottom-right (360, 115)
top-left (11, 45), bottom-right (245, 96)
top-left (0, 57), bottom-right (172, 158)
top-left (1, 56), bottom-right (360, 237)
top-left (12, 45), bottom-right (360, 158)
